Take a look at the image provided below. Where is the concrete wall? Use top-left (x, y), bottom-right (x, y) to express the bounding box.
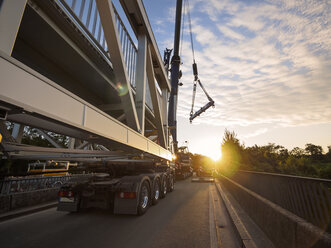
top-left (219, 176), bottom-right (331, 248)
top-left (0, 189), bottom-right (58, 213)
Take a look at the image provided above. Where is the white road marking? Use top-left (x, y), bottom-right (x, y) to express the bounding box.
top-left (209, 185), bottom-right (219, 248)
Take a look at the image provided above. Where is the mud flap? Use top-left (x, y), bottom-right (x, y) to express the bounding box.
top-left (113, 175), bottom-right (151, 215)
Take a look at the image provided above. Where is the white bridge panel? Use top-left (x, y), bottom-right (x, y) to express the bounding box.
top-left (85, 106), bottom-right (127, 144)
top-left (128, 130), bottom-right (148, 151)
top-left (148, 141), bottom-right (160, 156)
top-left (0, 56), bottom-right (84, 127)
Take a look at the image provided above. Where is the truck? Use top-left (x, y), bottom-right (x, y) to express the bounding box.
top-left (175, 146), bottom-right (193, 179)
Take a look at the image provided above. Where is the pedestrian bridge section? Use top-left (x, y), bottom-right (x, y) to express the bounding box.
top-left (0, 0), bottom-right (172, 160)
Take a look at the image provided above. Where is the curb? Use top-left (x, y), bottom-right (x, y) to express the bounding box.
top-left (214, 179), bottom-right (257, 248)
top-left (0, 201), bottom-right (57, 222)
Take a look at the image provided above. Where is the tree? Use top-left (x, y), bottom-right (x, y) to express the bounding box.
top-left (305, 143), bottom-right (323, 160)
top-left (290, 147), bottom-right (305, 157)
top-left (220, 130), bottom-right (243, 175)
top-left (326, 146), bottom-right (331, 162)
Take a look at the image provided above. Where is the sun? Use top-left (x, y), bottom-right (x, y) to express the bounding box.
top-left (189, 138), bottom-right (222, 162)
top-left (202, 148), bottom-right (222, 161)
top-left (209, 152), bottom-right (222, 161)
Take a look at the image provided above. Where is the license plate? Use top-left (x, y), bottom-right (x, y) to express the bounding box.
top-left (59, 197), bottom-right (75, 203)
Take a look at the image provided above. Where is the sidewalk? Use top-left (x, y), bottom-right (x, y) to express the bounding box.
top-left (0, 201), bottom-right (57, 222)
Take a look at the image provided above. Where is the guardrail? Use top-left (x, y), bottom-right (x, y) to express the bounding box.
top-left (0, 174), bottom-right (90, 195)
top-left (228, 170), bottom-right (331, 232)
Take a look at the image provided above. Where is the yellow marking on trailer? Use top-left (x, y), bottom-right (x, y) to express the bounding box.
top-left (0, 133), bottom-right (2, 143)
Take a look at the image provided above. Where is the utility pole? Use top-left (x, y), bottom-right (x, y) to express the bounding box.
top-left (168, 0), bottom-right (183, 154)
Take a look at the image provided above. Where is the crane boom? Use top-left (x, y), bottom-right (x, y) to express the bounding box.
top-left (168, 0), bottom-right (183, 154)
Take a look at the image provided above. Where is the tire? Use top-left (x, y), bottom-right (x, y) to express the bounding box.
top-left (137, 181), bottom-right (150, 215)
top-left (152, 179), bottom-right (160, 205)
top-left (160, 176), bottom-right (167, 199)
top-left (168, 175), bottom-right (174, 192)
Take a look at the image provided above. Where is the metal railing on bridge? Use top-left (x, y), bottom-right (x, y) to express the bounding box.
top-left (54, 0), bottom-right (155, 110)
top-left (0, 174), bottom-right (90, 195)
top-left (56, 0), bottom-right (137, 87)
top-left (229, 170), bottom-right (331, 231)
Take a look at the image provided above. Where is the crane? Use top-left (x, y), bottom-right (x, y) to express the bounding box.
top-left (167, 0), bottom-right (215, 153)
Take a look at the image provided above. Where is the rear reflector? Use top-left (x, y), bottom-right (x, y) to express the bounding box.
top-left (117, 192), bottom-right (136, 199)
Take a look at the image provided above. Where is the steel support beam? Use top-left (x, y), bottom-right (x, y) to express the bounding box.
top-left (117, 113), bottom-right (125, 121)
top-left (98, 103), bottom-right (123, 112)
top-left (96, 0), bottom-right (140, 132)
top-left (76, 141), bottom-right (89, 150)
top-left (146, 44), bottom-right (166, 148)
top-left (135, 34), bottom-right (147, 135)
top-left (162, 88), bottom-right (169, 148)
top-left (120, 0), bottom-right (170, 91)
top-left (68, 137), bottom-right (75, 149)
top-left (145, 117), bottom-right (157, 130)
top-left (0, 0), bottom-right (27, 55)
top-left (1, 143), bottom-right (127, 160)
top-left (35, 129), bottom-right (63, 148)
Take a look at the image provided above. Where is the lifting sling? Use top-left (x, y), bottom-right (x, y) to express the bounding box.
top-left (185, 0), bottom-right (215, 123)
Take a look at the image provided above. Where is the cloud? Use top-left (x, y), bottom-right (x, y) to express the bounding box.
top-left (175, 0), bottom-right (331, 128)
top-left (217, 25), bottom-right (245, 40)
top-left (242, 128), bottom-right (269, 138)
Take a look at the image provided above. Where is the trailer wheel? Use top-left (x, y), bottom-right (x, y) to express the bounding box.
top-left (137, 181), bottom-right (150, 215)
top-left (168, 175), bottom-right (175, 192)
top-left (152, 179), bottom-right (160, 205)
top-left (160, 176), bottom-right (167, 198)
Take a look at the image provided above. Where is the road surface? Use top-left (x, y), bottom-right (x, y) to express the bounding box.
top-left (0, 180), bottom-right (240, 248)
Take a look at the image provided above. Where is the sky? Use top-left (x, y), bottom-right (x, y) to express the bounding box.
top-left (139, 0), bottom-right (331, 160)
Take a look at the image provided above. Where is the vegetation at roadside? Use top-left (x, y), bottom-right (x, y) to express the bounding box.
top-left (218, 129), bottom-right (331, 179)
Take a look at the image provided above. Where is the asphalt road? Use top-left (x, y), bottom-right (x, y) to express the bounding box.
top-left (0, 179), bottom-right (239, 248)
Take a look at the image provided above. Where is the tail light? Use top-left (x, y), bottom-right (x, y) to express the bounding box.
top-left (58, 189), bottom-right (75, 197)
top-left (117, 192), bottom-right (136, 199)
